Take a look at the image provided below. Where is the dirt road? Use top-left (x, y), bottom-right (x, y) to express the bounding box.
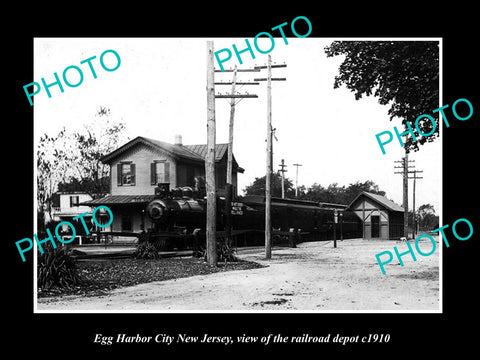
top-left (37, 238), bottom-right (440, 312)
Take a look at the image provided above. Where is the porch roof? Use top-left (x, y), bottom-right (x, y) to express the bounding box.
top-left (80, 195), bottom-right (155, 206)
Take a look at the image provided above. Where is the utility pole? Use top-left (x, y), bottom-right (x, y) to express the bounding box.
top-left (333, 209), bottom-right (337, 248)
top-left (278, 159), bottom-right (287, 199)
top-left (227, 65), bottom-right (238, 187)
top-left (215, 66), bottom-right (258, 248)
top-left (293, 163), bottom-right (303, 198)
top-left (255, 56), bottom-right (286, 259)
top-left (265, 55), bottom-right (273, 260)
top-left (225, 68), bottom-right (237, 250)
top-left (394, 151), bottom-right (415, 239)
top-left (408, 169), bottom-right (423, 238)
top-left (206, 41), bottom-right (217, 266)
top-left (403, 152), bottom-right (409, 239)
top-left (215, 66), bottom-right (259, 185)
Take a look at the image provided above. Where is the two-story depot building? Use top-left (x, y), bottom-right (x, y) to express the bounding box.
top-left (82, 135), bottom-right (244, 243)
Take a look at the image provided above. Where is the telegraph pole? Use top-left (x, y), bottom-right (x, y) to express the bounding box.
top-left (215, 66), bottom-right (259, 185)
top-left (206, 41), bottom-right (217, 266)
top-left (265, 55), bottom-right (273, 260)
top-left (225, 66), bottom-right (237, 249)
top-left (227, 65), bottom-right (238, 187)
top-left (408, 169), bottom-right (423, 238)
top-left (278, 159), bottom-right (287, 198)
top-left (394, 151), bottom-right (415, 239)
top-left (215, 66), bottom-right (258, 248)
top-left (255, 56), bottom-right (286, 259)
top-left (293, 163), bottom-right (303, 198)
top-left (403, 152), bottom-right (409, 238)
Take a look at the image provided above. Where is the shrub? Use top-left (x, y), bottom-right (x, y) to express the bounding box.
top-left (37, 245), bottom-right (80, 290)
top-left (217, 242), bottom-right (238, 263)
top-left (135, 241), bottom-right (160, 259)
top-left (200, 240), bottom-right (238, 263)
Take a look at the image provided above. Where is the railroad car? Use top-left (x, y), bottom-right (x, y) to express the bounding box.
top-left (143, 183), bottom-right (362, 250)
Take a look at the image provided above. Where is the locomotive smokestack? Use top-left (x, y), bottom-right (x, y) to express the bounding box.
top-left (155, 183), bottom-right (170, 198)
top-left (174, 134), bottom-right (183, 145)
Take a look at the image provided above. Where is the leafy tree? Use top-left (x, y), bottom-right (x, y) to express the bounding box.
top-left (300, 183), bottom-right (346, 203)
top-left (301, 180), bottom-right (385, 205)
top-left (66, 107), bottom-right (129, 198)
top-left (418, 203), bottom-right (435, 217)
top-left (243, 173), bottom-right (296, 198)
top-left (37, 107), bottom-right (129, 229)
top-left (295, 184), bottom-right (307, 198)
top-left (324, 41), bottom-right (439, 153)
top-left (417, 203), bottom-right (439, 230)
top-left (57, 177), bottom-right (86, 193)
top-left (344, 180), bottom-right (386, 203)
top-left (37, 128), bottom-right (69, 230)
top-left (244, 176), bottom-right (386, 205)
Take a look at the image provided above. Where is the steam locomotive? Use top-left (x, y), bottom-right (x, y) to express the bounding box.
top-left (143, 183), bottom-right (362, 250)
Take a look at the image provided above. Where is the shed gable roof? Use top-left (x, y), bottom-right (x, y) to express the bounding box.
top-left (346, 191), bottom-right (404, 212)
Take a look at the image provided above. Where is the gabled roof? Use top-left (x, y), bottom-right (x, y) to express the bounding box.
top-left (346, 191), bottom-right (404, 212)
top-left (101, 136), bottom-right (234, 166)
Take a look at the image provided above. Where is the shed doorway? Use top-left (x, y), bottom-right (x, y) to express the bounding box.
top-left (371, 215), bottom-right (380, 238)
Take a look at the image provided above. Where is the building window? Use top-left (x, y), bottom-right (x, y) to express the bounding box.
top-left (121, 214), bottom-right (132, 231)
top-left (117, 162), bottom-right (136, 186)
top-left (151, 161), bottom-right (170, 185)
top-left (69, 195), bottom-right (79, 207)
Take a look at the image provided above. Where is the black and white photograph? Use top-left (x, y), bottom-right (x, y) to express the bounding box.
top-left (6, 6), bottom-right (478, 356)
top-left (33, 37), bottom-right (442, 313)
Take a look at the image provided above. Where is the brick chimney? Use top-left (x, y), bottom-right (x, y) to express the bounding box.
top-left (174, 134), bottom-right (182, 145)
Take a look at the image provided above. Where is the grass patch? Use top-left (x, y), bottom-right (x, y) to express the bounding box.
top-left (38, 257), bottom-right (265, 298)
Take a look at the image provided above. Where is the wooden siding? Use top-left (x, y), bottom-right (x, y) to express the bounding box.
top-left (350, 198), bottom-right (400, 240)
top-left (109, 143), bottom-right (239, 196)
top-left (110, 144), bottom-right (177, 196)
top-left (176, 163), bottom-right (204, 187)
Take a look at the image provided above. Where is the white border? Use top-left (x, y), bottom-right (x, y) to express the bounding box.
top-left (33, 37), bottom-right (443, 314)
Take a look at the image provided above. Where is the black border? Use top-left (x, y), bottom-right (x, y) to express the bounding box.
top-left (6, 5), bottom-right (478, 355)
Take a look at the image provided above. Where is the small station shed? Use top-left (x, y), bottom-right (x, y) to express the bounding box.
top-left (346, 191), bottom-right (404, 240)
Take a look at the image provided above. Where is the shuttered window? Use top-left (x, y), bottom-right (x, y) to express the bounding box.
top-left (151, 161), bottom-right (170, 185)
top-left (117, 162), bottom-right (136, 186)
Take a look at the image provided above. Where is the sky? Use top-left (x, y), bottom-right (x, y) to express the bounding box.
top-left (33, 37), bottom-right (442, 213)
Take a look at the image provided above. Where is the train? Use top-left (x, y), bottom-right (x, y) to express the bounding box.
top-left (142, 183), bottom-right (363, 250)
